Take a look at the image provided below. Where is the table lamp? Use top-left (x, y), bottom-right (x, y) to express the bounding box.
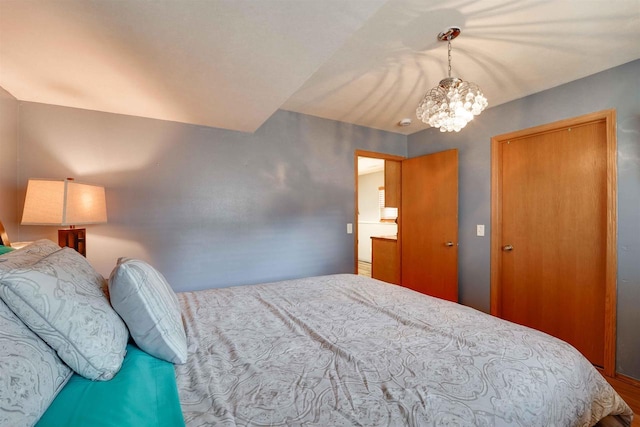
top-left (21, 178), bottom-right (107, 256)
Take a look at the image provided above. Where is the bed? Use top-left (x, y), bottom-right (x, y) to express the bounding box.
top-left (0, 236), bottom-right (634, 427)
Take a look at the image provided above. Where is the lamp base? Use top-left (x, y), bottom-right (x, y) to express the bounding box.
top-left (58, 228), bottom-right (86, 257)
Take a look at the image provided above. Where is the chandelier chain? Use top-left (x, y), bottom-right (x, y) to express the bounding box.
top-left (447, 38), bottom-right (452, 78)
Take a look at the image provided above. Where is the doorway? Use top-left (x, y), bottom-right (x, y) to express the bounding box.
top-left (354, 150), bottom-right (404, 276)
top-left (354, 149), bottom-right (459, 300)
top-left (490, 109), bottom-right (617, 375)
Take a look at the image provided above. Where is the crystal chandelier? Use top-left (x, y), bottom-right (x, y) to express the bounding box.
top-left (416, 27), bottom-right (488, 132)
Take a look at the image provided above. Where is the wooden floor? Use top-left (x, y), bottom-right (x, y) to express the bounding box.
top-left (357, 260), bottom-right (371, 278)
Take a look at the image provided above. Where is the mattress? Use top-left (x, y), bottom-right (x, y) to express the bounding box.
top-left (174, 274), bottom-right (633, 426)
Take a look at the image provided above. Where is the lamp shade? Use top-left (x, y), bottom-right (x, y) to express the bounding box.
top-left (21, 179), bottom-right (107, 226)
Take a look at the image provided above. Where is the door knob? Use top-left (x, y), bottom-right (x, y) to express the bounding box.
top-left (445, 241), bottom-right (454, 247)
top-left (503, 244), bottom-right (514, 251)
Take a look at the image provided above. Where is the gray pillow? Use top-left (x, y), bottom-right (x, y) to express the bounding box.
top-left (0, 298), bottom-right (73, 427)
top-left (0, 239), bottom-right (72, 427)
top-left (109, 258), bottom-right (187, 364)
top-left (0, 239), bottom-right (61, 272)
top-left (0, 248), bottom-right (129, 381)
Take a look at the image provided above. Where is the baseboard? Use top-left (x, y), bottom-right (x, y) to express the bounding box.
top-left (614, 373), bottom-right (640, 389)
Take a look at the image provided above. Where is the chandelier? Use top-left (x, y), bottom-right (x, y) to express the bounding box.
top-left (416, 27), bottom-right (488, 132)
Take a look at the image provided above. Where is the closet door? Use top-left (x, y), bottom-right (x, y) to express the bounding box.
top-left (491, 111), bottom-right (616, 372)
top-left (401, 149), bottom-right (458, 301)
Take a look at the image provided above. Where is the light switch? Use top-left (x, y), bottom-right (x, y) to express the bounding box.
top-left (476, 224), bottom-right (485, 237)
top-left (347, 223), bottom-right (353, 234)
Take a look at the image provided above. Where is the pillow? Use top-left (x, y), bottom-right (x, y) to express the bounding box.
top-left (0, 239), bottom-right (71, 424)
top-left (0, 245), bottom-right (14, 255)
top-left (0, 248), bottom-right (129, 381)
top-left (0, 292), bottom-right (73, 427)
top-left (109, 258), bottom-right (187, 364)
top-left (0, 239), bottom-right (61, 272)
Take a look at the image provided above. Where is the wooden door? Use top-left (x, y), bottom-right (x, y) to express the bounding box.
top-left (491, 110), bottom-right (617, 372)
top-left (384, 160), bottom-right (401, 208)
top-left (401, 149), bottom-right (458, 301)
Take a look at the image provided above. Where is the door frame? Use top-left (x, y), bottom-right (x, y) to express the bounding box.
top-left (354, 150), bottom-right (405, 274)
top-left (490, 109), bottom-right (617, 376)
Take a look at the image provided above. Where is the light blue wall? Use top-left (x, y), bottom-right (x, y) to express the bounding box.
top-left (0, 87), bottom-right (18, 237)
top-left (16, 105), bottom-right (406, 291)
top-left (407, 59), bottom-right (640, 379)
top-left (9, 60), bottom-right (639, 379)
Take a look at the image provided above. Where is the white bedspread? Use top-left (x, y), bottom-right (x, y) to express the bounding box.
top-left (175, 274), bottom-right (632, 426)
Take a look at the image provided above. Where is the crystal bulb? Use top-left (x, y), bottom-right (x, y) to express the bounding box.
top-left (416, 77), bottom-right (487, 132)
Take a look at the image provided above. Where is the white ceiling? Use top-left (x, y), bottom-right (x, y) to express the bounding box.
top-left (1, 0), bottom-right (639, 135)
top-left (358, 156), bottom-right (385, 175)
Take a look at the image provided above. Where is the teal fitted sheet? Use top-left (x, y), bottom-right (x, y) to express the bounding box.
top-left (0, 245), bottom-right (15, 255)
top-left (37, 344), bottom-right (185, 427)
